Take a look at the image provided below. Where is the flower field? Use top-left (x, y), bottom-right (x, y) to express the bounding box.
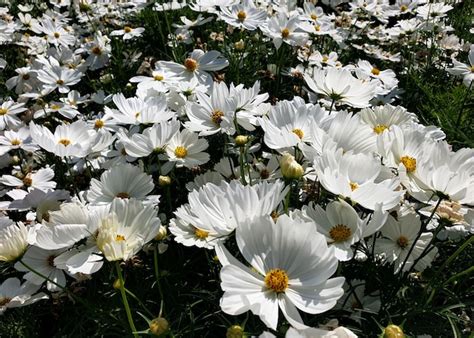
top-left (0, 0), bottom-right (473, 337)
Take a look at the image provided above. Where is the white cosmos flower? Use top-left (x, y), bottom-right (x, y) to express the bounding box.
top-left (315, 145), bottom-right (404, 211)
top-left (0, 100), bottom-right (27, 131)
top-left (14, 246), bottom-right (67, 292)
top-left (110, 26), bottom-right (145, 40)
top-left (262, 13), bottom-right (309, 49)
top-left (216, 214), bottom-right (344, 330)
top-left (0, 218), bottom-right (29, 262)
top-left (165, 129), bottom-right (210, 168)
top-left (448, 47), bottom-right (474, 87)
top-left (0, 167), bottom-right (56, 192)
top-left (87, 163), bottom-right (154, 205)
top-left (302, 200), bottom-right (387, 261)
top-left (0, 278), bottom-right (48, 314)
top-left (185, 81), bottom-right (237, 136)
top-left (30, 120), bottom-right (96, 158)
top-left (117, 119), bottom-right (180, 158)
top-left (170, 180), bottom-right (287, 248)
top-left (159, 49), bottom-right (229, 86)
top-left (359, 104), bottom-right (417, 136)
top-left (96, 198), bottom-right (161, 262)
top-left (375, 212), bottom-right (437, 273)
top-left (0, 126), bottom-right (38, 155)
top-left (35, 56), bottom-right (83, 94)
top-left (304, 68), bottom-right (377, 108)
top-left (218, 0), bottom-right (267, 31)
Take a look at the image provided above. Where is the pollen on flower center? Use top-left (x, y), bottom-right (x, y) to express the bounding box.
top-left (281, 28), bottom-right (290, 38)
top-left (211, 110), bottom-right (224, 125)
top-left (292, 128), bottom-right (304, 139)
top-left (400, 156), bottom-right (416, 173)
top-left (194, 228), bottom-right (209, 239)
top-left (124, 26), bottom-right (132, 33)
top-left (56, 79), bottom-right (64, 85)
top-left (0, 297), bottom-right (12, 306)
top-left (0, 108), bottom-right (8, 115)
top-left (329, 224), bottom-right (352, 242)
top-left (311, 14), bottom-right (318, 20)
top-left (184, 58), bottom-right (198, 72)
top-left (349, 182), bottom-right (359, 191)
top-left (373, 124), bottom-right (388, 134)
top-left (174, 146), bottom-right (188, 158)
top-left (91, 46), bottom-right (102, 55)
top-left (237, 10), bottom-right (247, 21)
top-left (264, 269), bottom-right (289, 293)
top-left (116, 192), bottom-right (130, 199)
top-left (23, 175), bottom-right (32, 187)
top-left (397, 235), bottom-right (409, 249)
top-left (58, 138), bottom-right (71, 147)
top-left (47, 255), bottom-right (56, 267)
top-left (10, 138), bottom-right (21, 146)
top-left (154, 74), bottom-right (164, 81)
top-left (400, 4), bottom-right (408, 11)
top-left (470, 66), bottom-right (474, 73)
top-left (54, 32), bottom-right (60, 38)
top-left (314, 25), bottom-right (321, 32)
top-left (371, 67), bottom-right (381, 76)
top-left (115, 234), bottom-right (126, 241)
top-left (94, 119), bottom-right (104, 129)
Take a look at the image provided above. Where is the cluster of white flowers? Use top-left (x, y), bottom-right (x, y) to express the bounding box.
top-left (0, 0), bottom-right (472, 336)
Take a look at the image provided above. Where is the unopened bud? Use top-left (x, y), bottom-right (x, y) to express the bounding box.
top-left (234, 39), bottom-right (245, 50)
top-left (280, 152), bottom-right (304, 180)
top-left (226, 325), bottom-right (244, 338)
top-left (113, 278), bottom-right (123, 290)
top-left (158, 175), bottom-right (171, 186)
top-left (235, 135), bottom-right (249, 147)
top-left (383, 324), bottom-right (404, 338)
top-left (155, 225), bottom-right (167, 241)
top-left (149, 317), bottom-right (169, 336)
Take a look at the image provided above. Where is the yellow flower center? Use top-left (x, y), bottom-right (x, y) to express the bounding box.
top-left (184, 58), bottom-right (198, 72)
top-left (400, 5), bottom-right (408, 12)
top-left (91, 46), bottom-right (102, 55)
top-left (281, 28), bottom-right (290, 38)
top-left (349, 182), bottom-right (359, 191)
top-left (211, 110), bottom-right (224, 125)
top-left (329, 224), bottom-right (352, 242)
top-left (264, 269), bottom-right (289, 293)
top-left (22, 74), bottom-right (30, 80)
top-left (470, 65), bottom-right (474, 73)
top-left (10, 138), bottom-right (21, 146)
top-left (397, 236), bottom-right (409, 249)
top-left (311, 14), bottom-right (318, 20)
top-left (0, 297), bottom-right (12, 307)
top-left (23, 175), bottom-right (33, 187)
top-left (124, 26), bottom-right (132, 33)
top-left (0, 108), bottom-right (8, 115)
top-left (194, 228), bottom-right (209, 239)
top-left (174, 146), bottom-right (188, 158)
top-left (154, 74), bottom-right (164, 81)
top-left (237, 10), bottom-right (247, 21)
top-left (322, 56), bottom-right (329, 63)
top-left (292, 128), bottom-right (304, 139)
top-left (50, 104), bottom-right (61, 110)
top-left (54, 32), bottom-right (60, 38)
top-left (58, 138), bottom-right (71, 147)
top-left (371, 67), bottom-right (381, 76)
top-left (94, 119), bottom-right (104, 129)
top-left (373, 124), bottom-right (389, 134)
top-left (116, 192), bottom-right (130, 199)
top-left (115, 234), bottom-right (126, 241)
top-left (400, 156), bottom-right (416, 173)
top-left (56, 79), bottom-right (64, 85)
top-left (314, 25), bottom-right (321, 31)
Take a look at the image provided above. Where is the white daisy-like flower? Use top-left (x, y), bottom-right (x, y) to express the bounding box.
top-left (376, 212), bottom-right (437, 273)
top-left (218, 0), bottom-right (267, 31)
top-left (95, 198), bottom-right (161, 262)
top-left (165, 129), bottom-right (210, 168)
top-left (30, 120), bottom-right (96, 158)
top-left (359, 104), bottom-right (417, 136)
top-left (0, 100), bottom-right (27, 131)
top-left (170, 180), bottom-right (287, 248)
top-left (0, 217), bottom-right (29, 262)
top-left (304, 68), bottom-right (377, 108)
top-left (35, 56), bottom-right (83, 94)
top-left (448, 47), bottom-right (474, 87)
top-left (0, 167), bottom-right (56, 192)
top-left (87, 163), bottom-right (154, 205)
top-left (110, 25), bottom-right (145, 40)
top-left (261, 13), bottom-right (309, 49)
top-left (14, 246), bottom-right (67, 292)
top-left (0, 278), bottom-right (48, 314)
top-left (216, 214), bottom-right (344, 330)
top-left (0, 126), bottom-right (38, 155)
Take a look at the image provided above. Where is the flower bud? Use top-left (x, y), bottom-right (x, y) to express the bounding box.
top-left (234, 39), bottom-right (245, 50)
top-left (155, 225), bottom-right (167, 241)
top-left (158, 175), bottom-right (171, 187)
top-left (383, 324), bottom-right (404, 338)
top-left (280, 153), bottom-right (304, 180)
top-left (149, 317), bottom-right (169, 336)
top-left (226, 325), bottom-right (244, 338)
top-left (235, 135), bottom-right (249, 147)
top-left (112, 278), bottom-right (123, 290)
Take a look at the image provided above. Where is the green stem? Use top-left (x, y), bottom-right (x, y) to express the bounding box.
top-left (239, 146), bottom-right (247, 185)
top-left (443, 266), bottom-right (474, 286)
top-left (125, 288), bottom-right (154, 318)
top-left (153, 245), bottom-right (165, 313)
top-left (115, 262), bottom-right (138, 338)
top-left (455, 82), bottom-right (472, 128)
top-left (284, 181), bottom-right (292, 214)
